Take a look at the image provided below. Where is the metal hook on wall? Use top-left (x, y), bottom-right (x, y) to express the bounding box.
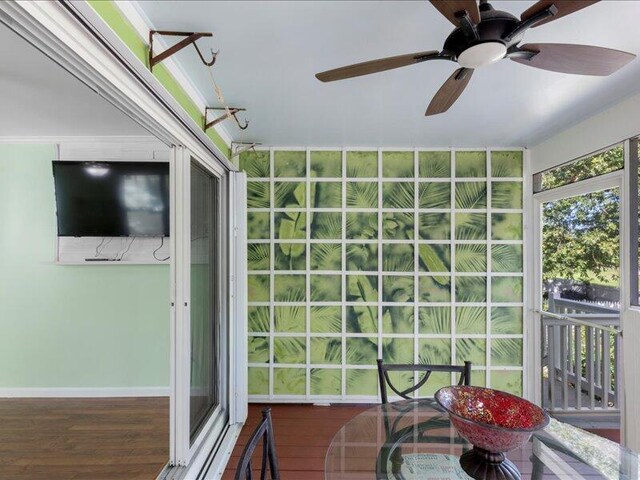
top-left (149, 30), bottom-right (218, 70)
top-left (204, 107), bottom-right (249, 131)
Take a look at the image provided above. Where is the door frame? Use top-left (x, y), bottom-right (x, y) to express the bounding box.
top-left (529, 170), bottom-right (626, 417)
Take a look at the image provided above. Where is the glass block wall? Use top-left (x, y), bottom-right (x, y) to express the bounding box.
top-left (240, 149), bottom-right (525, 401)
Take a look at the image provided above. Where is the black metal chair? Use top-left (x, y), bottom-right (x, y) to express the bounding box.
top-left (234, 408), bottom-right (280, 480)
top-left (376, 358), bottom-right (472, 404)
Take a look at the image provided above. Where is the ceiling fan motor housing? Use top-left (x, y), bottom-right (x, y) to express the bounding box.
top-left (443, 6), bottom-right (524, 68)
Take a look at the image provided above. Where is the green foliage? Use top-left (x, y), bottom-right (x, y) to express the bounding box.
top-left (383, 151), bottom-right (414, 178)
top-left (311, 151), bottom-right (341, 177)
top-left (419, 151), bottom-right (451, 177)
top-left (456, 151), bottom-right (486, 177)
top-left (419, 182), bottom-right (451, 208)
top-left (347, 151), bottom-right (377, 177)
top-left (346, 181), bottom-right (377, 208)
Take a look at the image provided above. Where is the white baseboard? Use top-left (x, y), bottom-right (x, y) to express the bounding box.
top-left (0, 386), bottom-right (170, 398)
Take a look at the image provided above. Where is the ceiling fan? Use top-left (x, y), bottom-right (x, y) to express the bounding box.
top-left (315, 0), bottom-right (635, 116)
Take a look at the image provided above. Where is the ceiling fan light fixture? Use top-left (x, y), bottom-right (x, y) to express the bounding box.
top-left (457, 42), bottom-right (507, 68)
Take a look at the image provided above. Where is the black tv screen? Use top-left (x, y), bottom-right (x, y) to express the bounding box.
top-left (52, 161), bottom-right (170, 237)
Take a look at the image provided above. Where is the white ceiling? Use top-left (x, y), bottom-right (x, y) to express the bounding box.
top-left (0, 24), bottom-right (149, 137)
top-left (136, 0), bottom-right (640, 148)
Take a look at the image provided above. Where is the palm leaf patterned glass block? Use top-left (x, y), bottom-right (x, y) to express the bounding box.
top-left (274, 305), bottom-right (306, 333)
top-left (346, 369), bottom-right (378, 395)
top-left (382, 244), bottom-right (414, 272)
top-left (274, 182), bottom-right (305, 208)
top-left (274, 274), bottom-right (306, 302)
top-left (248, 367), bottom-right (269, 395)
top-left (346, 337), bottom-right (378, 365)
top-left (310, 274), bottom-right (342, 302)
top-left (491, 151), bottom-right (523, 177)
top-left (490, 370), bottom-right (522, 396)
top-left (247, 212), bottom-right (270, 239)
top-left (383, 151), bottom-right (414, 178)
top-left (310, 243), bottom-right (341, 271)
top-left (243, 149), bottom-right (524, 399)
top-left (456, 306), bottom-right (487, 334)
top-left (311, 337), bottom-right (342, 365)
top-left (455, 181), bottom-right (487, 209)
top-left (247, 181), bottom-right (270, 208)
top-left (419, 307), bottom-right (451, 334)
top-left (491, 307), bottom-right (523, 334)
top-left (492, 213), bottom-right (522, 240)
top-left (310, 306), bottom-right (342, 333)
top-left (419, 182), bottom-right (451, 208)
top-left (382, 306), bottom-right (414, 334)
top-left (311, 368), bottom-right (341, 395)
top-left (274, 336), bottom-right (306, 364)
top-left (347, 151), bottom-right (377, 178)
top-left (492, 181), bottom-right (523, 209)
top-left (492, 244), bottom-right (523, 272)
top-left (383, 182), bottom-right (415, 208)
top-left (347, 182), bottom-right (377, 208)
top-left (274, 151), bottom-right (306, 177)
top-left (383, 276), bottom-right (415, 303)
top-left (274, 242), bottom-right (305, 270)
top-left (418, 244), bottom-right (450, 272)
top-left (310, 151), bottom-right (342, 178)
top-left (419, 151), bottom-right (451, 178)
top-left (419, 213), bottom-right (450, 240)
top-left (310, 212), bottom-right (342, 239)
top-left (346, 212), bottom-right (378, 239)
top-left (347, 305), bottom-right (378, 333)
top-left (311, 181), bottom-right (342, 208)
top-left (274, 211), bottom-right (306, 240)
top-left (248, 306), bottom-right (270, 333)
top-left (419, 275), bottom-right (451, 302)
top-left (456, 151), bottom-right (486, 178)
top-left (346, 244), bottom-right (378, 271)
top-left (383, 212), bottom-right (414, 240)
top-left (273, 368), bottom-right (306, 395)
top-left (383, 338), bottom-right (414, 363)
top-left (240, 150), bottom-right (270, 178)
top-left (248, 336), bottom-right (269, 363)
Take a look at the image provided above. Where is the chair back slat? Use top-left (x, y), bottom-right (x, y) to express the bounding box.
top-left (234, 408), bottom-right (280, 480)
top-left (377, 359), bottom-right (472, 404)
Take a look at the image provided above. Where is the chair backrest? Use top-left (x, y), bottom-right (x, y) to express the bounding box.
top-left (377, 359), bottom-right (472, 404)
top-left (234, 408), bottom-right (280, 480)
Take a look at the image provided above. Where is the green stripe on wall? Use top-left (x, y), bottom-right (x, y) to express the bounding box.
top-left (87, 0), bottom-right (231, 158)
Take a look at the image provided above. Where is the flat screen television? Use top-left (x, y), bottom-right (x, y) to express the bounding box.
top-left (52, 161), bottom-right (170, 237)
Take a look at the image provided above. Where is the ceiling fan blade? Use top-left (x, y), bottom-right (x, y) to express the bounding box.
top-left (316, 51), bottom-right (440, 82)
top-left (425, 68), bottom-right (474, 116)
top-left (429, 0), bottom-right (481, 26)
top-left (520, 0), bottom-right (599, 28)
top-left (511, 43), bottom-right (635, 76)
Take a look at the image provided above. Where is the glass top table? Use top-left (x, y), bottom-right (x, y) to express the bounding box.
top-left (325, 399), bottom-right (637, 480)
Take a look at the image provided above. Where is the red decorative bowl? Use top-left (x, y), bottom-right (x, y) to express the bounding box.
top-left (435, 386), bottom-right (550, 454)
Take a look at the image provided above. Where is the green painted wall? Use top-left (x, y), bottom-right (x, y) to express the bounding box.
top-left (0, 145), bottom-right (169, 388)
top-left (87, 0), bottom-right (231, 159)
top-left (241, 149), bottom-right (525, 400)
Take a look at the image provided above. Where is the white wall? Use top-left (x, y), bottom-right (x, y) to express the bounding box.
top-left (530, 91), bottom-right (640, 172)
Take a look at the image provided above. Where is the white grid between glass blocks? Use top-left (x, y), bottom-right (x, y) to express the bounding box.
top-left (243, 147), bottom-right (525, 402)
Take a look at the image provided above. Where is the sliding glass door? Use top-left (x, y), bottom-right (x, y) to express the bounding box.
top-left (173, 148), bottom-right (229, 466)
top-left (189, 162), bottom-right (221, 442)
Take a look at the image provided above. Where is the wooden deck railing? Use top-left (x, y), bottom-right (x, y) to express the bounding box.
top-left (541, 295), bottom-right (621, 415)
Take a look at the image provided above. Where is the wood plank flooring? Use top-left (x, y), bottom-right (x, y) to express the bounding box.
top-left (223, 403), bottom-right (621, 480)
top-left (0, 397), bottom-right (169, 480)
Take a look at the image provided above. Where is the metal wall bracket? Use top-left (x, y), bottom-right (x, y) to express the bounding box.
top-left (231, 141), bottom-right (262, 158)
top-left (149, 30), bottom-right (218, 70)
top-left (205, 107), bottom-right (249, 131)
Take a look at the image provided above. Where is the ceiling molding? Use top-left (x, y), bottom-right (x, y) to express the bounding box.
top-left (113, 0), bottom-right (233, 147)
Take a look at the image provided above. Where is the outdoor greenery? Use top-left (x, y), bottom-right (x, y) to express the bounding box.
top-left (243, 149), bottom-right (524, 398)
top-left (541, 146), bottom-right (622, 284)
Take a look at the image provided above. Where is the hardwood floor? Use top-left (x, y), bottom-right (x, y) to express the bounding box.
top-left (223, 403), bottom-right (622, 480)
top-left (0, 397), bottom-right (169, 480)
